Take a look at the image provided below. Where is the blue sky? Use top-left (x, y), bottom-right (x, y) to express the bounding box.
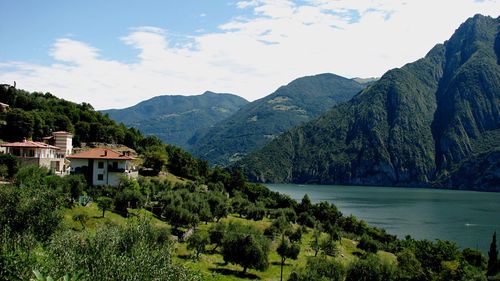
top-left (0, 0), bottom-right (498, 109)
top-left (1, 1), bottom-right (242, 63)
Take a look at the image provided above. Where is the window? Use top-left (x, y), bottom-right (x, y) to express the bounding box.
top-left (113, 162), bottom-right (118, 169)
top-left (98, 161), bottom-right (104, 169)
top-left (97, 174), bottom-right (104, 181)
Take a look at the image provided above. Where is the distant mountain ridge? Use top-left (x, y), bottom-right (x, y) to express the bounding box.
top-left (238, 15), bottom-right (500, 191)
top-left (102, 91), bottom-right (248, 149)
top-left (188, 73), bottom-right (367, 165)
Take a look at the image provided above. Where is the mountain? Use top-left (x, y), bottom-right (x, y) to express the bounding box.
top-left (101, 92), bottom-right (248, 149)
top-left (189, 73), bottom-right (366, 165)
top-left (238, 15), bottom-right (500, 191)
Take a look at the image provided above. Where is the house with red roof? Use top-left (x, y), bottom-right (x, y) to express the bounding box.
top-left (67, 147), bottom-right (136, 186)
top-left (0, 139), bottom-right (67, 173)
top-left (1, 131), bottom-right (73, 174)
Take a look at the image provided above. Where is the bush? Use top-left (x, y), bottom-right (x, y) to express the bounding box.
top-left (221, 222), bottom-right (270, 273)
top-left (45, 217), bottom-right (198, 280)
top-left (0, 154), bottom-right (18, 179)
top-left (288, 256), bottom-right (345, 281)
top-left (346, 254), bottom-right (397, 281)
top-left (357, 235), bottom-right (379, 254)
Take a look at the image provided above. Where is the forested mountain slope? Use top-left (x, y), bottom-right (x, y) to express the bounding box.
top-left (102, 91), bottom-right (248, 149)
top-left (239, 15), bottom-right (500, 191)
top-left (189, 73), bottom-right (366, 165)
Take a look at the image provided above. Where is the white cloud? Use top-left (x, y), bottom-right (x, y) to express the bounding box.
top-left (0, 0), bottom-right (498, 109)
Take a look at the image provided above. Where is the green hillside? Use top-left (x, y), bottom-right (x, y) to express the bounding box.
top-left (0, 85), bottom-right (143, 149)
top-left (189, 73), bottom-right (366, 166)
top-left (101, 91), bottom-right (248, 149)
top-left (238, 15), bottom-right (500, 191)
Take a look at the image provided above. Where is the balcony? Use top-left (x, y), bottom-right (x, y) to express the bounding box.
top-left (108, 165), bottom-right (125, 173)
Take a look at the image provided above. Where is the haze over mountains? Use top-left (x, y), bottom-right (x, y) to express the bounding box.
top-left (237, 15), bottom-right (500, 191)
top-left (102, 92), bottom-right (248, 148)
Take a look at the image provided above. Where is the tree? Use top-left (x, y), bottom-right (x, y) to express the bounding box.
top-left (488, 231), bottom-right (499, 276)
top-left (142, 146), bottom-right (168, 176)
top-left (346, 254), bottom-right (397, 281)
top-left (462, 248), bottom-right (486, 269)
top-left (208, 222), bottom-right (226, 251)
top-left (207, 192), bottom-right (230, 222)
top-left (221, 222), bottom-right (270, 273)
top-left (0, 154), bottom-right (18, 179)
top-left (357, 235), bottom-right (379, 254)
top-left (396, 249), bottom-right (425, 281)
top-left (96, 196), bottom-right (114, 218)
top-left (277, 236), bottom-right (300, 281)
top-left (187, 230), bottom-right (209, 259)
top-left (163, 206), bottom-right (199, 230)
top-left (288, 256), bottom-right (345, 281)
top-left (310, 227), bottom-right (321, 257)
top-left (72, 213), bottom-right (89, 229)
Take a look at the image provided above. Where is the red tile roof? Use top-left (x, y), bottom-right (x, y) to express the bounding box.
top-left (0, 140), bottom-right (59, 149)
top-left (67, 148), bottom-right (133, 160)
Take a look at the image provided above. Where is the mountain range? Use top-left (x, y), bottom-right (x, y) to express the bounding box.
top-left (189, 73), bottom-right (367, 165)
top-left (101, 91), bottom-right (248, 149)
top-left (237, 15), bottom-right (500, 191)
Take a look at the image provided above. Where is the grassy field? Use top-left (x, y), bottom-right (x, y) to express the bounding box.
top-left (63, 204), bottom-right (396, 281)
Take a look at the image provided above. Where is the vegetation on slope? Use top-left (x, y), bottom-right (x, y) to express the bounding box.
top-left (238, 15), bottom-right (500, 190)
top-left (189, 73), bottom-right (366, 166)
top-left (102, 91), bottom-right (248, 149)
top-left (0, 84), bottom-right (143, 150)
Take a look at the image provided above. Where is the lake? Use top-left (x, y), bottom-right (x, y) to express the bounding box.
top-left (266, 184), bottom-right (500, 253)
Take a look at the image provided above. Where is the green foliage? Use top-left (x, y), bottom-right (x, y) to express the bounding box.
top-left (488, 231), bottom-right (499, 276)
top-left (0, 153), bottom-right (18, 179)
top-left (396, 249), bottom-right (426, 281)
top-left (238, 15), bottom-right (500, 190)
top-left (0, 184), bottom-right (62, 242)
top-left (45, 217), bottom-right (199, 281)
top-left (72, 213), bottom-right (89, 229)
top-left (96, 196), bottom-right (114, 218)
top-left (14, 165), bottom-right (52, 189)
top-left (277, 239), bottom-right (300, 262)
top-left (288, 256), bottom-right (345, 281)
top-left (192, 73), bottom-right (366, 166)
top-left (102, 91), bottom-right (248, 149)
top-left (187, 230), bottom-right (210, 259)
top-left (221, 222), bottom-right (270, 273)
top-left (357, 235), bottom-right (379, 254)
top-left (320, 233), bottom-right (339, 257)
top-left (265, 216), bottom-right (291, 239)
top-left (0, 86), bottom-right (143, 148)
top-left (142, 145), bottom-right (168, 175)
top-left (346, 254), bottom-right (397, 281)
top-left (208, 222), bottom-right (226, 251)
top-left (277, 237), bottom-right (300, 281)
top-left (463, 248), bottom-right (486, 269)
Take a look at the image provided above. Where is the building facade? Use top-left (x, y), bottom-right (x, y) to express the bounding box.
top-left (67, 148), bottom-right (136, 186)
top-left (0, 140), bottom-right (66, 173)
top-left (0, 131), bottom-right (73, 174)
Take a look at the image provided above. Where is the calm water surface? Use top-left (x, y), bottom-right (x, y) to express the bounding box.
top-left (266, 184), bottom-right (500, 253)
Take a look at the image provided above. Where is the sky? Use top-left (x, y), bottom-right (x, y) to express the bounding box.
top-left (0, 0), bottom-right (498, 110)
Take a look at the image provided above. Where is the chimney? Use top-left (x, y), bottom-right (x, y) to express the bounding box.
top-left (104, 150), bottom-right (107, 156)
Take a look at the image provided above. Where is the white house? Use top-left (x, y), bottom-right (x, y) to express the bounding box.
top-left (67, 147), bottom-right (136, 186)
top-left (0, 139), bottom-right (66, 173)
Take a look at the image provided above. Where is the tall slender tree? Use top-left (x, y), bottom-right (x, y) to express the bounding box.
top-left (488, 231), bottom-right (499, 276)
